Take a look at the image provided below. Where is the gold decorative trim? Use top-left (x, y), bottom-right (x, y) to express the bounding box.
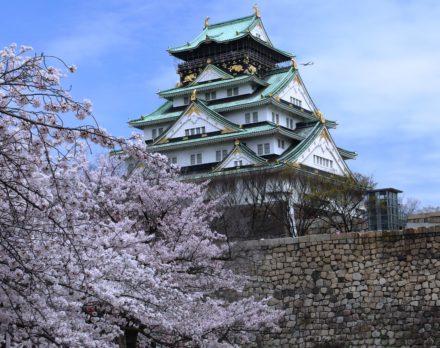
top-left (157, 137), bottom-right (169, 144)
top-left (314, 109), bottom-right (325, 124)
top-left (190, 89), bottom-right (197, 101)
top-left (186, 104), bottom-right (201, 116)
top-left (204, 16), bottom-right (210, 28)
top-left (291, 57), bottom-right (298, 70)
top-left (221, 128), bottom-right (235, 134)
top-left (253, 4), bottom-right (260, 18)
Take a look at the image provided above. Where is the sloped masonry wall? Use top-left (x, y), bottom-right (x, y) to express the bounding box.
top-left (229, 226), bottom-right (440, 347)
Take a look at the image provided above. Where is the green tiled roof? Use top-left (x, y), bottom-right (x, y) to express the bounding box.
top-left (279, 123), bottom-right (357, 163)
top-left (158, 75), bottom-right (267, 99)
top-left (129, 68), bottom-right (292, 127)
top-left (261, 67), bottom-right (296, 97)
top-left (278, 123), bottom-right (323, 163)
top-left (148, 123), bottom-right (304, 151)
top-left (183, 162), bottom-right (283, 181)
top-left (169, 15), bottom-right (257, 53)
top-left (129, 67), bottom-right (335, 128)
top-left (337, 147), bottom-right (357, 160)
top-left (168, 15), bottom-right (292, 59)
top-left (152, 99), bottom-right (242, 145)
top-left (213, 141), bottom-right (268, 171)
top-left (235, 142), bottom-right (267, 164)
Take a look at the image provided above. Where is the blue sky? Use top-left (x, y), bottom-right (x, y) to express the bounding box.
top-left (3, 0), bottom-right (440, 207)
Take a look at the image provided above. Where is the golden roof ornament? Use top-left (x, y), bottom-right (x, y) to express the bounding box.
top-left (190, 89), bottom-right (197, 101)
top-left (253, 4), bottom-right (260, 18)
top-left (204, 16), bottom-right (210, 29)
top-left (315, 109), bottom-right (325, 124)
top-left (291, 57), bottom-right (298, 70)
top-left (234, 139), bottom-right (240, 146)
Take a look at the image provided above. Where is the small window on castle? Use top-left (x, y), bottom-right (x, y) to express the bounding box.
top-left (245, 113), bottom-right (251, 124)
top-left (227, 88), bottom-right (232, 97)
top-left (290, 96), bottom-right (302, 107)
top-left (216, 149), bottom-right (229, 162)
top-left (233, 87), bottom-right (239, 96)
top-left (170, 157), bottom-right (177, 164)
top-left (264, 143), bottom-right (270, 154)
top-left (159, 127), bottom-right (164, 135)
top-left (183, 96), bottom-right (189, 105)
top-left (252, 112), bottom-right (258, 123)
top-left (190, 153), bottom-right (202, 165)
top-left (314, 155), bottom-right (333, 168)
top-left (257, 144), bottom-right (263, 155)
top-left (277, 139), bottom-right (285, 149)
top-left (234, 160), bottom-right (243, 167)
top-left (205, 91), bottom-right (216, 101)
top-left (152, 129), bottom-right (157, 138)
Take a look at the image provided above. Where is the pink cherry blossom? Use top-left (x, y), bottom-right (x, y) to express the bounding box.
top-left (0, 44), bottom-right (281, 347)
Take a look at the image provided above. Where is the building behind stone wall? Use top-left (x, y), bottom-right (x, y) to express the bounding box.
top-left (229, 226), bottom-right (440, 347)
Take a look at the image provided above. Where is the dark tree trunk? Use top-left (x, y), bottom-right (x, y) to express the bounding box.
top-left (125, 329), bottom-right (138, 348)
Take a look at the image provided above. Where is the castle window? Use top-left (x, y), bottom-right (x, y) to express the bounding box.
top-left (216, 149), bottom-right (229, 162)
top-left (264, 143), bottom-right (270, 154)
top-left (190, 153), bottom-right (203, 165)
top-left (152, 127), bottom-right (164, 139)
top-left (286, 117), bottom-right (294, 129)
top-left (185, 127), bottom-right (206, 136)
top-left (258, 143), bottom-right (270, 155)
top-left (205, 91), bottom-right (216, 101)
top-left (314, 155), bottom-right (333, 168)
top-left (252, 111), bottom-right (258, 122)
top-left (290, 96), bottom-right (302, 107)
top-left (170, 157), bottom-right (177, 164)
top-left (278, 139), bottom-right (285, 149)
top-left (183, 96), bottom-right (189, 105)
top-left (234, 160), bottom-right (243, 167)
top-left (227, 87), bottom-right (238, 97)
top-left (245, 113), bottom-right (251, 124)
top-left (272, 112), bottom-right (279, 124)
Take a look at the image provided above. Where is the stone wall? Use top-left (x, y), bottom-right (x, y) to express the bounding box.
top-left (230, 226), bottom-right (440, 347)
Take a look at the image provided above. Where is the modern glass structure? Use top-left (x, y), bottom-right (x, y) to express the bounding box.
top-left (367, 188), bottom-right (403, 231)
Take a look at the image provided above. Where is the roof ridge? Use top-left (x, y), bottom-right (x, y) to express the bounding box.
top-left (207, 14), bottom-right (255, 28)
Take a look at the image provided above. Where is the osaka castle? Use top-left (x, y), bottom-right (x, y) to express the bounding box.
top-left (129, 7), bottom-right (356, 179)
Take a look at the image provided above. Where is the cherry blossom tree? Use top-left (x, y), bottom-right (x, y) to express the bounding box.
top-left (0, 44), bottom-right (280, 347)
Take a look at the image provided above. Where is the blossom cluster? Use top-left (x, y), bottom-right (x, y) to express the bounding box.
top-left (0, 44), bottom-right (281, 347)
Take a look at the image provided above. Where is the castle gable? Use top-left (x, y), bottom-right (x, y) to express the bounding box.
top-left (297, 129), bottom-right (350, 176)
top-left (193, 65), bottom-right (233, 84)
top-left (154, 102), bottom-right (240, 143)
top-left (277, 76), bottom-right (314, 111)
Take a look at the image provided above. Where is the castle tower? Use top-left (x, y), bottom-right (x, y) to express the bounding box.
top-left (129, 9), bottom-right (356, 179)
